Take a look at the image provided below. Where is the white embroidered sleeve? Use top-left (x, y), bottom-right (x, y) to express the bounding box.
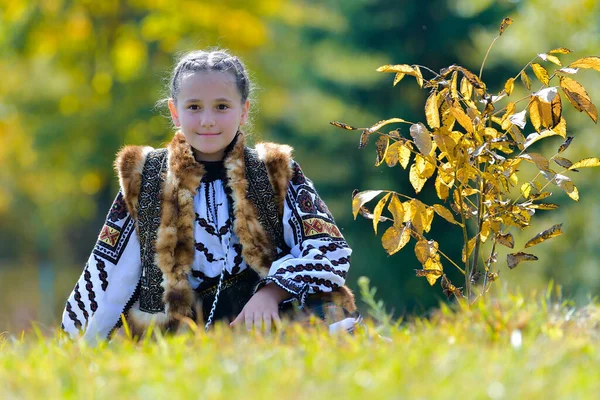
top-left (255, 161), bottom-right (352, 306)
top-left (61, 191), bottom-right (141, 343)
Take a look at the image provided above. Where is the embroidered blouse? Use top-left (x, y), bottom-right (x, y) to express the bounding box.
top-left (61, 160), bottom-right (352, 341)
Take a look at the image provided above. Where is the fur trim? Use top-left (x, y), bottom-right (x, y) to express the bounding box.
top-left (225, 134), bottom-right (274, 277)
top-left (156, 132), bottom-right (205, 330)
top-left (255, 142), bottom-right (294, 216)
top-left (114, 145), bottom-right (153, 220)
top-left (127, 300), bottom-right (169, 338)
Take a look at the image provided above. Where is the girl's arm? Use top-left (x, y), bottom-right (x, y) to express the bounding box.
top-left (61, 191), bottom-right (142, 343)
top-left (255, 161), bottom-right (352, 306)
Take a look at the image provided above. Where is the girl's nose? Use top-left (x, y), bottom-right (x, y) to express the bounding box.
top-left (200, 112), bottom-right (216, 128)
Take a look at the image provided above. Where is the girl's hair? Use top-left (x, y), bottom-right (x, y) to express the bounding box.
top-left (168, 49), bottom-right (253, 104)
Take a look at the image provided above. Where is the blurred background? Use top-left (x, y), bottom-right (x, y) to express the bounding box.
top-left (1, 0), bottom-right (600, 333)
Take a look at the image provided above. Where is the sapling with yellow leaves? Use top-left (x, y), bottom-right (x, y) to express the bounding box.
top-left (332, 18), bottom-right (600, 300)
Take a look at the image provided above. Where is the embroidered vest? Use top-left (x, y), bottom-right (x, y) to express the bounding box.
top-left (136, 147), bottom-right (288, 315)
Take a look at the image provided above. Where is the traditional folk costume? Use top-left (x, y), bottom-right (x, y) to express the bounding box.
top-left (62, 132), bottom-right (357, 342)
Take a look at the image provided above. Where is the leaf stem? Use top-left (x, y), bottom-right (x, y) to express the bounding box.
top-left (479, 35), bottom-right (500, 80)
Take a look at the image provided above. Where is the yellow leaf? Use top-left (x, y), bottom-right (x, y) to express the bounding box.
top-left (433, 204), bottom-right (460, 225)
top-left (424, 258), bottom-right (443, 285)
top-left (505, 77), bottom-right (515, 95)
top-left (450, 107), bottom-right (474, 133)
top-left (414, 239), bottom-right (439, 264)
top-left (521, 70), bottom-right (532, 90)
top-left (398, 142), bottom-right (412, 169)
top-left (519, 152), bottom-right (550, 171)
top-left (554, 174), bottom-right (579, 201)
top-left (524, 129), bottom-right (558, 149)
top-left (521, 182), bottom-right (533, 199)
top-left (385, 141), bottom-right (400, 167)
top-left (528, 97), bottom-right (543, 132)
top-left (375, 136), bottom-right (390, 166)
top-left (435, 175), bottom-right (450, 200)
top-left (425, 92), bottom-right (440, 129)
top-left (524, 223), bottom-right (563, 248)
top-left (569, 157), bottom-right (600, 169)
top-left (450, 71), bottom-right (459, 100)
top-left (352, 190), bottom-right (383, 219)
top-left (499, 17), bottom-right (513, 36)
top-left (359, 130), bottom-right (369, 149)
top-left (559, 77), bottom-right (598, 123)
top-left (550, 92), bottom-right (562, 127)
top-left (507, 252), bottom-right (538, 269)
top-left (554, 156), bottom-right (573, 169)
top-left (381, 225), bottom-right (411, 255)
top-left (415, 154), bottom-right (436, 179)
top-left (377, 64), bottom-right (415, 74)
top-left (433, 132), bottom-right (457, 160)
top-left (531, 63), bottom-right (550, 85)
top-left (545, 54), bottom-right (562, 66)
top-left (409, 163), bottom-right (427, 194)
top-left (330, 121), bottom-right (357, 130)
top-left (414, 66), bottom-right (424, 88)
top-left (409, 123), bottom-right (433, 155)
top-left (496, 232), bottom-right (515, 248)
top-left (460, 77), bottom-right (473, 100)
top-left (393, 72), bottom-right (405, 86)
top-left (558, 136), bottom-right (573, 153)
top-left (569, 56), bottom-right (600, 72)
top-left (553, 117), bottom-right (567, 138)
top-left (549, 47), bottom-right (572, 54)
top-left (461, 236), bottom-right (477, 263)
top-left (367, 118), bottom-right (408, 134)
top-left (373, 193), bottom-right (391, 234)
top-left (480, 219), bottom-right (491, 242)
top-left (387, 194), bottom-right (405, 226)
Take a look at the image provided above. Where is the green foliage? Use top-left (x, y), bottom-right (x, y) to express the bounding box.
top-left (1, 289), bottom-right (600, 399)
top-left (333, 18), bottom-right (600, 300)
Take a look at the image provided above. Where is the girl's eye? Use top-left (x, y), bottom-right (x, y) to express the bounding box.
top-left (217, 104), bottom-right (229, 110)
top-left (189, 105), bottom-right (201, 110)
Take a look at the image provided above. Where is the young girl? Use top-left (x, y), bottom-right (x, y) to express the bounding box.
top-left (61, 49), bottom-right (357, 343)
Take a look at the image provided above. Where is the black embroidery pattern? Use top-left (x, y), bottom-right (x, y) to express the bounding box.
top-left (232, 243), bottom-right (243, 275)
top-left (292, 275), bottom-right (339, 289)
top-left (84, 269), bottom-right (98, 312)
top-left (331, 256), bottom-right (351, 267)
top-left (195, 214), bottom-right (231, 237)
top-left (66, 301), bottom-right (82, 329)
top-left (191, 269), bottom-right (210, 280)
top-left (291, 162), bottom-right (306, 185)
top-left (73, 283), bottom-right (89, 321)
top-left (302, 244), bottom-right (316, 257)
top-left (315, 196), bottom-right (333, 219)
top-left (195, 242), bottom-right (217, 262)
top-left (107, 191), bottom-right (128, 222)
top-left (94, 256), bottom-right (109, 291)
top-left (265, 275), bottom-right (307, 295)
top-left (276, 263), bottom-right (347, 279)
top-left (298, 190), bottom-right (317, 214)
top-left (319, 243), bottom-right (348, 253)
top-left (244, 148), bottom-right (286, 253)
top-left (137, 148), bottom-right (168, 314)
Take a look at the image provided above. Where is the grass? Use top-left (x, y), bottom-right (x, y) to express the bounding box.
top-left (1, 287), bottom-right (599, 400)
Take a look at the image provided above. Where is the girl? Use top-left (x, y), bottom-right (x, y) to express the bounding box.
top-left (61, 49), bottom-right (357, 343)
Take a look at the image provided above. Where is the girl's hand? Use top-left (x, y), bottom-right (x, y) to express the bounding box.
top-left (230, 283), bottom-right (291, 332)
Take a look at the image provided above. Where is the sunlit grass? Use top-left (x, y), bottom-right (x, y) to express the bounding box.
top-left (1, 289), bottom-right (599, 399)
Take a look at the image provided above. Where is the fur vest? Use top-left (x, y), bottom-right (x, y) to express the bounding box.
top-left (114, 132), bottom-right (354, 336)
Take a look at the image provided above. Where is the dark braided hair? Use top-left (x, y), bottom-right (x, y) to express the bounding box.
top-left (169, 49), bottom-right (252, 105)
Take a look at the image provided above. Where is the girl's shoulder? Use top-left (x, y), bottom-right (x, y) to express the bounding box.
top-left (113, 144), bottom-right (155, 218)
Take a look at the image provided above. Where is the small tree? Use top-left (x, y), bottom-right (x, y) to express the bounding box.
top-left (332, 18), bottom-right (600, 300)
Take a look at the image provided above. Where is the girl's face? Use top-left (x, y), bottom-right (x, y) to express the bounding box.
top-left (168, 71), bottom-right (249, 161)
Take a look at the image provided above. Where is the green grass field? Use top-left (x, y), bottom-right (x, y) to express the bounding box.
top-left (1, 289), bottom-right (599, 400)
